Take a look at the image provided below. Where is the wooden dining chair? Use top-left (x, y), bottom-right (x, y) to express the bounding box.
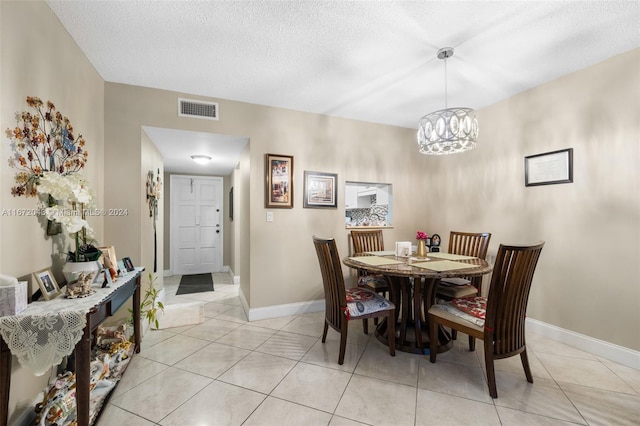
top-left (312, 236), bottom-right (396, 365)
top-left (437, 231), bottom-right (491, 344)
top-left (350, 229), bottom-right (390, 296)
top-left (428, 241), bottom-right (545, 398)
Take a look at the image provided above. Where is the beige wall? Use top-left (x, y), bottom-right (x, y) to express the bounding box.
top-left (106, 50), bottom-right (640, 353)
top-left (140, 130), bottom-right (164, 290)
top-left (0, 1), bottom-right (105, 421)
top-left (238, 144), bottom-right (251, 299)
top-left (229, 163), bottom-right (241, 279)
top-left (427, 49), bottom-right (640, 351)
top-left (1, 1), bottom-right (638, 421)
top-left (103, 83), bottom-right (426, 309)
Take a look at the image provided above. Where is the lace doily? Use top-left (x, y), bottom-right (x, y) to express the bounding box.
top-left (0, 269), bottom-right (141, 376)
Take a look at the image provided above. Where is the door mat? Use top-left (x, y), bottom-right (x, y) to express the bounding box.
top-left (176, 273), bottom-right (214, 295)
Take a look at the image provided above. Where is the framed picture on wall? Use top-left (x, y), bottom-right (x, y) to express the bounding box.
top-left (33, 268), bottom-right (61, 300)
top-left (265, 153), bottom-right (294, 208)
top-left (303, 171), bottom-right (338, 208)
top-left (525, 148), bottom-right (573, 186)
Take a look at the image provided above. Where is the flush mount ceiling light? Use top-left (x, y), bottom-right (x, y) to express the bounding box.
top-left (190, 155), bottom-right (212, 165)
top-left (417, 47), bottom-right (479, 155)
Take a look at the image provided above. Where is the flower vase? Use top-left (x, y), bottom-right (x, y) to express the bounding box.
top-left (62, 260), bottom-right (101, 284)
top-left (416, 240), bottom-right (428, 258)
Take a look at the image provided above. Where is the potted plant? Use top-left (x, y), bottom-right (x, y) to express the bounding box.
top-left (129, 272), bottom-right (165, 330)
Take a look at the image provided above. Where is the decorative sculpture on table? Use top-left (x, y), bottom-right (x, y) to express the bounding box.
top-left (146, 169), bottom-right (162, 272)
top-left (65, 271), bottom-right (95, 298)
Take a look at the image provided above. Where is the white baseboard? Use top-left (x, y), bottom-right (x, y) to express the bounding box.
top-left (238, 287), bottom-right (249, 319)
top-left (164, 268), bottom-right (233, 278)
top-left (526, 318), bottom-right (639, 370)
top-left (247, 299), bottom-right (325, 322)
top-left (233, 292), bottom-right (639, 371)
top-left (228, 268), bottom-right (240, 284)
top-left (237, 286), bottom-right (324, 322)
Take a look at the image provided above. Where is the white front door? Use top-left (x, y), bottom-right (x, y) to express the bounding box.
top-left (171, 176), bottom-right (223, 275)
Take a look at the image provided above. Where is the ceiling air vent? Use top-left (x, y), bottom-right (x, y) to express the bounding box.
top-left (178, 98), bottom-right (218, 120)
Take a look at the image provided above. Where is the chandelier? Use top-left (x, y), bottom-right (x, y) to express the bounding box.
top-left (417, 47), bottom-right (478, 155)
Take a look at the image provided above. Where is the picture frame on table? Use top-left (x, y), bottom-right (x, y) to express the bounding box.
top-left (431, 234), bottom-right (441, 247)
top-left (98, 246), bottom-right (118, 271)
top-left (102, 268), bottom-right (113, 288)
top-left (303, 171), bottom-right (338, 208)
top-left (265, 153), bottom-right (293, 208)
top-left (33, 268), bottom-right (61, 300)
top-left (97, 246), bottom-right (118, 280)
top-left (525, 148), bottom-right (573, 187)
top-left (122, 257), bottom-right (135, 272)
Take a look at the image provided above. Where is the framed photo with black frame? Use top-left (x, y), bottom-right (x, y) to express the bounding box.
top-left (303, 171), bottom-right (338, 209)
top-left (122, 257), bottom-right (135, 272)
top-left (265, 153), bottom-right (293, 208)
top-left (525, 148), bottom-right (573, 187)
top-left (33, 268), bottom-right (61, 300)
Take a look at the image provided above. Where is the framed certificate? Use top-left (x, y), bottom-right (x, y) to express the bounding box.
top-left (525, 148), bottom-right (573, 186)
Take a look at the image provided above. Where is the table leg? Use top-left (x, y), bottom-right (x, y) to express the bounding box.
top-left (423, 277), bottom-right (453, 351)
top-left (133, 274), bottom-right (141, 353)
top-left (75, 316), bottom-right (92, 426)
top-left (0, 338), bottom-right (10, 426)
top-left (413, 277), bottom-right (423, 349)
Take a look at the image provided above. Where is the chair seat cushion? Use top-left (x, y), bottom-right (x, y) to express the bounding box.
top-left (437, 284), bottom-right (477, 299)
top-left (452, 296), bottom-right (486, 320)
top-left (345, 287), bottom-right (394, 319)
top-left (429, 304), bottom-right (484, 331)
top-left (358, 274), bottom-right (388, 291)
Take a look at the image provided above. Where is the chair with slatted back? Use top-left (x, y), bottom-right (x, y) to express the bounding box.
top-left (312, 236), bottom-right (396, 365)
top-left (437, 231), bottom-right (491, 346)
top-left (350, 229), bottom-right (390, 296)
top-left (428, 241), bottom-right (544, 398)
top-left (350, 229), bottom-right (391, 333)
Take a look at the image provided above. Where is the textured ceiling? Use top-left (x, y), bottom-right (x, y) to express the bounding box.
top-left (46, 0), bottom-right (639, 171)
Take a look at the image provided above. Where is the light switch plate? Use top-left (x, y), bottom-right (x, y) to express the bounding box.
top-left (266, 211), bottom-right (273, 222)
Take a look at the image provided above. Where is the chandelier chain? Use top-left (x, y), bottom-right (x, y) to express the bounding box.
top-left (444, 56), bottom-right (448, 110)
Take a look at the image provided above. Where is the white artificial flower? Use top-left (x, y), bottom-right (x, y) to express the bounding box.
top-left (37, 172), bottom-right (96, 238)
top-left (59, 215), bottom-right (87, 234)
top-left (37, 172), bottom-right (72, 201)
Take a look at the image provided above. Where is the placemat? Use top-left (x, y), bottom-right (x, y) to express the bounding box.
top-left (412, 260), bottom-right (481, 272)
top-left (349, 256), bottom-right (404, 266)
top-left (428, 253), bottom-right (478, 261)
top-left (364, 250), bottom-right (396, 256)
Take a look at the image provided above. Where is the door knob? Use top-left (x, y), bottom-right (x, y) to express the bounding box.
top-left (216, 230), bottom-right (220, 234)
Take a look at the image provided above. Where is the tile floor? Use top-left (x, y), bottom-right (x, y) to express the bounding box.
top-left (99, 274), bottom-right (640, 425)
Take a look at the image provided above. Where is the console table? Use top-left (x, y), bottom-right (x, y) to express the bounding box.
top-left (0, 267), bottom-right (143, 426)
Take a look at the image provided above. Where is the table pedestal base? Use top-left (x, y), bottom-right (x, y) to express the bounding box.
top-left (375, 320), bottom-right (453, 355)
